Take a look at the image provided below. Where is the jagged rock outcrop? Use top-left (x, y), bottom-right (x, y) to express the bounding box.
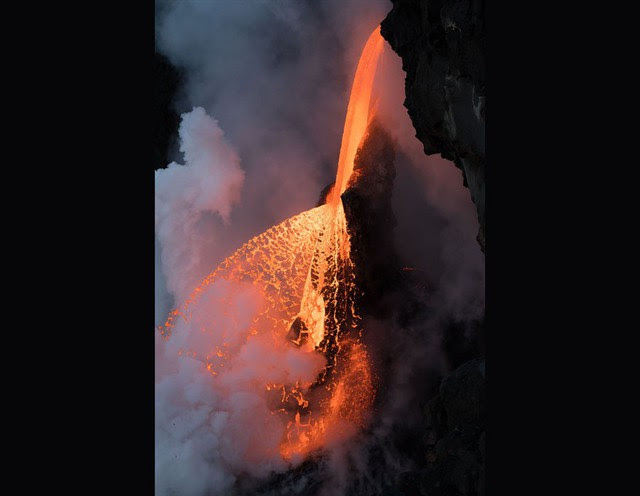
top-left (381, 0), bottom-right (485, 251)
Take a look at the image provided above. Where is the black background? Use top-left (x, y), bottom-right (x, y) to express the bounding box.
top-left (16, 1), bottom-right (614, 494)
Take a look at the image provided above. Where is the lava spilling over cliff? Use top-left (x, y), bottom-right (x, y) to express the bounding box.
top-left (156, 9), bottom-right (485, 494)
top-left (158, 26), bottom-right (386, 463)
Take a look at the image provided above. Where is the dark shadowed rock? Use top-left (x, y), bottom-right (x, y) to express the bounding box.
top-left (380, 4), bottom-right (486, 492)
top-left (420, 357), bottom-right (486, 495)
top-left (381, 0), bottom-right (485, 251)
top-left (342, 119), bottom-right (401, 317)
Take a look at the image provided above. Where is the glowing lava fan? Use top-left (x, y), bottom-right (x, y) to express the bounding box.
top-left (158, 26), bottom-right (385, 461)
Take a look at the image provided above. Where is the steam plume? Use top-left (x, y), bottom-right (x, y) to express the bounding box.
top-left (154, 1), bottom-right (484, 494)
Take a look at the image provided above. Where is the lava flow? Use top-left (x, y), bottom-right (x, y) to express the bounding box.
top-left (158, 26), bottom-right (384, 461)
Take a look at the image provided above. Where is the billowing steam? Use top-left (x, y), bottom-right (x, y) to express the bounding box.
top-left (156, 107), bottom-right (244, 304)
top-left (155, 1), bottom-right (484, 495)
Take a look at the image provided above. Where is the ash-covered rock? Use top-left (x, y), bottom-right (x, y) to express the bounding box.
top-left (381, 0), bottom-right (485, 251)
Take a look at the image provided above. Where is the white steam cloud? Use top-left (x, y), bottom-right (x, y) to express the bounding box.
top-left (155, 107), bottom-right (244, 303)
top-left (155, 1), bottom-right (484, 494)
top-left (155, 278), bottom-right (326, 496)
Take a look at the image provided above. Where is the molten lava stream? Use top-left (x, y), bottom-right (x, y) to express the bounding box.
top-left (329, 25), bottom-right (384, 204)
top-left (158, 25), bottom-right (385, 462)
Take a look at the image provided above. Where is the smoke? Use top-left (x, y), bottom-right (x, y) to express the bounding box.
top-left (376, 48), bottom-right (485, 325)
top-left (155, 0), bottom-right (391, 241)
top-left (155, 0), bottom-right (484, 494)
top-left (155, 278), bottom-right (327, 496)
top-left (155, 106), bottom-right (244, 304)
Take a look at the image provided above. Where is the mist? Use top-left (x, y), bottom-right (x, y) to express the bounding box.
top-left (155, 1), bottom-right (484, 494)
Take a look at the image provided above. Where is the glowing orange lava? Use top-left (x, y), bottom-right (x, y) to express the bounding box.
top-left (158, 25), bottom-right (384, 461)
top-left (329, 25), bottom-right (384, 204)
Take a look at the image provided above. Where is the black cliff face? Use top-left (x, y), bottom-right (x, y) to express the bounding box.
top-left (381, 0), bottom-right (485, 251)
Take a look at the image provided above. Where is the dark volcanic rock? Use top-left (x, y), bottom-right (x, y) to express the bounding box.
top-left (381, 0), bottom-right (485, 251)
top-left (342, 119), bottom-right (401, 317)
top-left (239, 88), bottom-right (485, 496)
top-left (380, 4), bottom-right (486, 492)
top-left (420, 357), bottom-right (486, 496)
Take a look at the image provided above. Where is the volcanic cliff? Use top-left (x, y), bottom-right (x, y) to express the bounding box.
top-left (153, 2), bottom-right (486, 493)
top-left (381, 0), bottom-right (485, 251)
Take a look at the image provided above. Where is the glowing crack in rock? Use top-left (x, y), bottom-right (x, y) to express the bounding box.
top-left (158, 26), bottom-right (384, 461)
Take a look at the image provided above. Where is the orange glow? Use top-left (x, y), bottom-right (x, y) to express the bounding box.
top-left (329, 26), bottom-right (384, 204)
top-left (158, 24), bottom-right (385, 463)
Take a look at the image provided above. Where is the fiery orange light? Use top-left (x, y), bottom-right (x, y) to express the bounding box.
top-left (158, 25), bottom-right (384, 462)
top-left (329, 25), bottom-right (384, 204)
